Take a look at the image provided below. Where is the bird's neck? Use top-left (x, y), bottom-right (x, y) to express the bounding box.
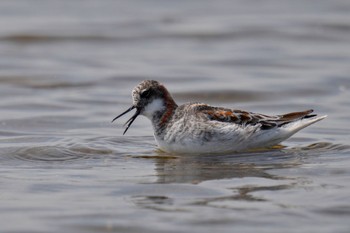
top-left (150, 95), bottom-right (178, 134)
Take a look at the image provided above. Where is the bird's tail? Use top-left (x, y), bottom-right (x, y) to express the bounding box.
top-left (284, 114), bottom-right (327, 133)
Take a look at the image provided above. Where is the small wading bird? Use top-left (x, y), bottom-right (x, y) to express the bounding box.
top-left (112, 80), bottom-right (326, 154)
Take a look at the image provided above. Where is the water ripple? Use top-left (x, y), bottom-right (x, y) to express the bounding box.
top-left (0, 136), bottom-right (157, 166)
top-left (291, 142), bottom-right (350, 154)
top-left (12, 146), bottom-right (90, 163)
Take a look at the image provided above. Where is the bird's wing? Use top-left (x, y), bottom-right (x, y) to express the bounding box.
top-left (192, 104), bottom-right (315, 130)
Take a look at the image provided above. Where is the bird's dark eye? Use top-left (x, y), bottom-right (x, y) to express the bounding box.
top-left (140, 89), bottom-right (152, 98)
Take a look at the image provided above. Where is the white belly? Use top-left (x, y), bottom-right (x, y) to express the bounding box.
top-left (153, 122), bottom-right (274, 154)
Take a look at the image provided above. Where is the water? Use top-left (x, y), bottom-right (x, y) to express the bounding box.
top-left (1, 0), bottom-right (350, 232)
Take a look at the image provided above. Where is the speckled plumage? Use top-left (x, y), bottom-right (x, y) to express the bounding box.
top-left (112, 80), bottom-right (327, 154)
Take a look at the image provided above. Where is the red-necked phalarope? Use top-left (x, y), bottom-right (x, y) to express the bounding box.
top-left (112, 80), bottom-right (327, 154)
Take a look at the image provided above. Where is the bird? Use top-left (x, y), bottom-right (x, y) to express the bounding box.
top-left (112, 80), bottom-right (327, 154)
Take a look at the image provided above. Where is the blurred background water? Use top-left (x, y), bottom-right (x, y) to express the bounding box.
top-left (0, 0), bottom-right (350, 232)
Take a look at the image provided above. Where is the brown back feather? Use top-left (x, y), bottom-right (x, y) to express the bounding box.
top-left (196, 104), bottom-right (316, 130)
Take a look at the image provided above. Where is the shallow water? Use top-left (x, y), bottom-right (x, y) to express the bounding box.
top-left (1, 0), bottom-right (350, 232)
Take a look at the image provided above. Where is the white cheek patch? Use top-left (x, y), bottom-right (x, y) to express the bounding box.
top-left (143, 99), bottom-right (165, 118)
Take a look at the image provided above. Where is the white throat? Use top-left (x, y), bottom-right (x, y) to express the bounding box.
top-left (142, 98), bottom-right (165, 119)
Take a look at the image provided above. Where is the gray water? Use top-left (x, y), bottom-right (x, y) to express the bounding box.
top-left (1, 0), bottom-right (350, 232)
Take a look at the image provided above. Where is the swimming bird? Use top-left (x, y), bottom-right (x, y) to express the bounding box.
top-left (112, 80), bottom-right (326, 154)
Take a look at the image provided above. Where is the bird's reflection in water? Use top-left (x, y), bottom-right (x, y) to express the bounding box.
top-left (153, 146), bottom-right (300, 184)
top-left (131, 142), bottom-right (345, 210)
top-left (130, 147), bottom-right (302, 211)
top-left (151, 141), bottom-right (349, 184)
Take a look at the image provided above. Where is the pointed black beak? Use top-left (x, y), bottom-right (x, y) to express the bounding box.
top-left (111, 106), bottom-right (141, 135)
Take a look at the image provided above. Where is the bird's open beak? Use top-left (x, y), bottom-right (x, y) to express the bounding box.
top-left (111, 106), bottom-right (141, 135)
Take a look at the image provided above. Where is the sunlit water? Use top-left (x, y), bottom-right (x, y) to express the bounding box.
top-left (1, 1), bottom-right (350, 232)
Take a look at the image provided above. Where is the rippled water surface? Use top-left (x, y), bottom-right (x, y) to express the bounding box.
top-left (1, 1), bottom-right (350, 232)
